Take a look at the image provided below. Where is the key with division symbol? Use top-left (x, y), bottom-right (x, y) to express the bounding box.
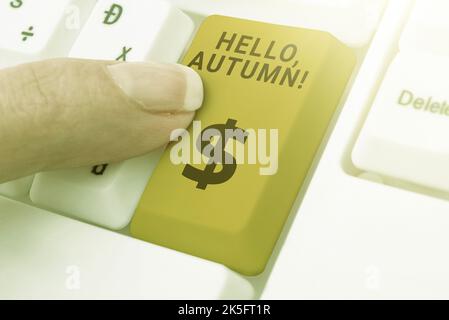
top-left (0, 0), bottom-right (96, 198)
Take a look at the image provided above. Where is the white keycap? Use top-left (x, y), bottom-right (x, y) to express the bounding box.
top-left (167, 0), bottom-right (387, 47)
top-left (0, 0), bottom-right (96, 68)
top-left (0, 197), bottom-right (254, 299)
top-left (69, 0), bottom-right (194, 62)
top-left (30, 0), bottom-right (194, 230)
top-left (262, 171), bottom-right (449, 299)
top-left (400, 0), bottom-right (449, 56)
top-left (352, 52), bottom-right (449, 193)
top-left (0, 176), bottom-right (34, 198)
top-left (30, 152), bottom-right (163, 230)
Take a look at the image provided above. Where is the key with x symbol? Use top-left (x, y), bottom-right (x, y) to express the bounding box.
top-left (69, 0), bottom-right (192, 62)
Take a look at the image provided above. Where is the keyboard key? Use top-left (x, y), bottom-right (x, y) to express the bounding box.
top-left (0, 176), bottom-right (34, 198)
top-left (400, 0), bottom-right (449, 56)
top-left (0, 0), bottom-right (96, 68)
top-left (69, 0), bottom-right (194, 62)
top-left (0, 197), bottom-right (254, 299)
top-left (352, 52), bottom-right (449, 193)
top-left (29, 0), bottom-right (195, 230)
top-left (168, 0), bottom-right (387, 46)
top-left (131, 15), bottom-right (356, 275)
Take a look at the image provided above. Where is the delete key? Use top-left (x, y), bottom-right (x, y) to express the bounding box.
top-left (131, 15), bottom-right (355, 276)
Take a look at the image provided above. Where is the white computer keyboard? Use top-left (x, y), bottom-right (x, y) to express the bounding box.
top-left (1, 0), bottom-right (448, 299)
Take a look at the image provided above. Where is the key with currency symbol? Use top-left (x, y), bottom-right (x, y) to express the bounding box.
top-left (131, 15), bottom-right (356, 275)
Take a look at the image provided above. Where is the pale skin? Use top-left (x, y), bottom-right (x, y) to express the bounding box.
top-left (0, 58), bottom-right (204, 183)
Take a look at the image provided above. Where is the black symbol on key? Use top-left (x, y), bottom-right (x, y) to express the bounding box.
top-left (21, 26), bottom-right (34, 41)
top-left (91, 164), bottom-right (108, 175)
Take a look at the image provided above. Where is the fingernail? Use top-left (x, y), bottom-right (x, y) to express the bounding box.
top-left (107, 62), bottom-right (203, 112)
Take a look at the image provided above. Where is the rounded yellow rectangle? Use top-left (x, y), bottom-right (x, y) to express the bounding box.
top-left (130, 15), bottom-right (356, 276)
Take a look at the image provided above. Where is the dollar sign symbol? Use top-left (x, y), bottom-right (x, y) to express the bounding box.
top-left (183, 119), bottom-right (247, 190)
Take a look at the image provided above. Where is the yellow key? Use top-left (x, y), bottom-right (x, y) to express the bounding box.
top-left (130, 15), bottom-right (356, 276)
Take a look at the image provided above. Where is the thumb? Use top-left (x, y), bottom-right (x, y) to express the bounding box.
top-left (0, 58), bottom-right (203, 183)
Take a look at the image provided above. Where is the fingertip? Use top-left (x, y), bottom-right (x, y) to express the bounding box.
top-left (107, 62), bottom-right (204, 113)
